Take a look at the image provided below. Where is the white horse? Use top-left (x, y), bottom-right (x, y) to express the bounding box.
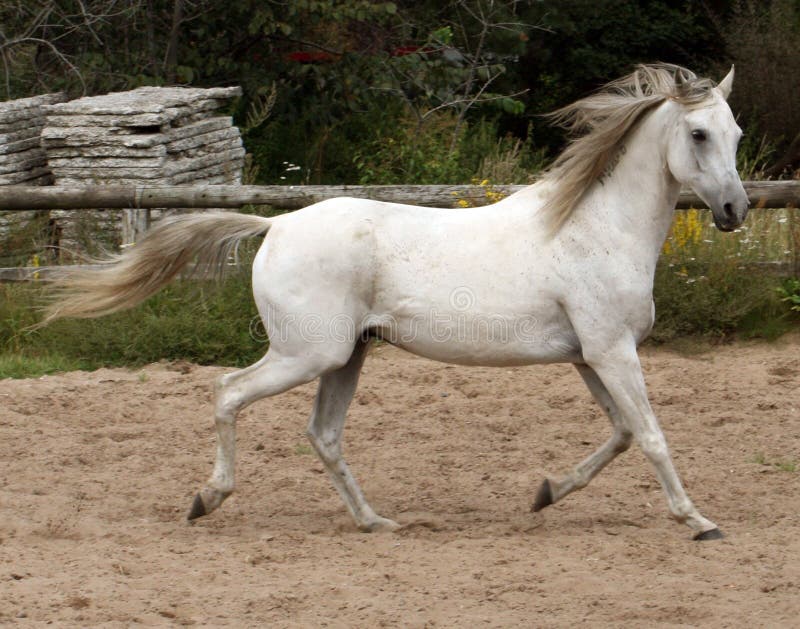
top-left (45, 64), bottom-right (748, 540)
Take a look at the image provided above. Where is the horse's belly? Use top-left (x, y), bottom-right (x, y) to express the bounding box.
top-left (374, 314), bottom-right (582, 367)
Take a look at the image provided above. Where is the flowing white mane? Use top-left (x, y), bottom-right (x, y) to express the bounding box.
top-left (540, 63), bottom-right (718, 232)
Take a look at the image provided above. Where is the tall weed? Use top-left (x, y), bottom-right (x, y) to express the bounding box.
top-left (652, 207), bottom-right (800, 341)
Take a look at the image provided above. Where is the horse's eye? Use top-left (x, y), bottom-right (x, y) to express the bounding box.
top-left (691, 129), bottom-right (707, 142)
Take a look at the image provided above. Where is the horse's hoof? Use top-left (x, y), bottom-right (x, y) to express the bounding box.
top-left (532, 479), bottom-right (554, 512)
top-left (187, 493), bottom-right (207, 520)
top-left (187, 488), bottom-right (231, 521)
top-left (693, 527), bottom-right (724, 541)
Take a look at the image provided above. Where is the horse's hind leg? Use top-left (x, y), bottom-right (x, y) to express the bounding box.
top-left (307, 338), bottom-right (399, 532)
top-left (533, 364), bottom-right (633, 511)
top-left (188, 351), bottom-right (338, 521)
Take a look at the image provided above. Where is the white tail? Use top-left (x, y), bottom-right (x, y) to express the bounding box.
top-left (42, 211), bottom-right (271, 323)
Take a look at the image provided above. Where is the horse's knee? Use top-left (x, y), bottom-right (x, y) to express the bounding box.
top-left (637, 432), bottom-right (669, 463)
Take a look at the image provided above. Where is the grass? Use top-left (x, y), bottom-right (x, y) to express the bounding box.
top-left (294, 443), bottom-right (314, 456)
top-left (752, 452), bottom-right (798, 473)
top-left (0, 269), bottom-right (266, 379)
top-left (0, 353), bottom-right (83, 379)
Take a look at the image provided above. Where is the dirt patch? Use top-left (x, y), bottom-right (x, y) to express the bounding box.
top-left (1, 336), bottom-right (799, 626)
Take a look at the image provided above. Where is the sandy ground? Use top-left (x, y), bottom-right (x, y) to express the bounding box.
top-left (1, 336), bottom-right (799, 627)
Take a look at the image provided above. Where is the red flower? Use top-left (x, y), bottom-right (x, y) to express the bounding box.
top-left (286, 51), bottom-right (335, 63)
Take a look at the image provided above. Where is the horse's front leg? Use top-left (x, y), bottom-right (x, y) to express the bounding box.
top-left (578, 337), bottom-right (721, 540)
top-left (533, 364), bottom-right (632, 511)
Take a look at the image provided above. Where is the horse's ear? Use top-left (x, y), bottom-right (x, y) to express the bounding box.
top-left (717, 65), bottom-right (734, 100)
top-left (673, 67), bottom-right (689, 97)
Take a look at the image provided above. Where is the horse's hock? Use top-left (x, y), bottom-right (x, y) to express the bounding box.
top-left (0, 86), bottom-right (244, 262)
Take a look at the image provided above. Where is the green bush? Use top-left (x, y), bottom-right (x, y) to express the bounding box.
top-left (353, 113), bottom-right (545, 186)
top-left (651, 262), bottom-right (790, 342)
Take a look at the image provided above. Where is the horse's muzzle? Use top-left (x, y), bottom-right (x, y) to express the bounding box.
top-left (712, 189), bottom-right (749, 232)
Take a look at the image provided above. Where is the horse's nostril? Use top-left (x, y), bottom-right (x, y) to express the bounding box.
top-left (723, 202), bottom-right (734, 219)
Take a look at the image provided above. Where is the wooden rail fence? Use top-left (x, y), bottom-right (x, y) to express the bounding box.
top-left (0, 180), bottom-right (798, 211)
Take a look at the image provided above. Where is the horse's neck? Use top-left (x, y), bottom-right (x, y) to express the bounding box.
top-left (578, 105), bottom-right (681, 270)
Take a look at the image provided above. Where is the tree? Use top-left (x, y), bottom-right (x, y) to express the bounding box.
top-left (718, 0), bottom-right (800, 177)
top-left (511, 0), bottom-right (724, 149)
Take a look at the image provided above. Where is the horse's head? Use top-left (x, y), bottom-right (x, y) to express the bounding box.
top-left (666, 67), bottom-right (749, 232)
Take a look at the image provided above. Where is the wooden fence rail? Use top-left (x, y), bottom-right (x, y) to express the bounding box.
top-left (0, 180), bottom-right (798, 211)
